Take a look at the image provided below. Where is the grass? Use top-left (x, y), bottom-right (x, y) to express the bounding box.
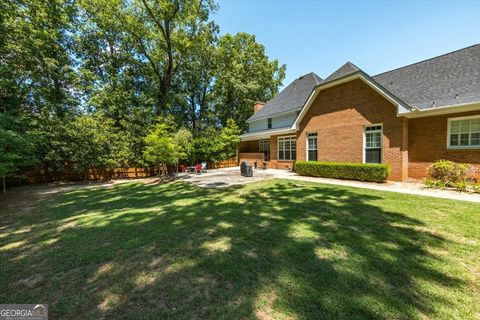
top-left (0, 179), bottom-right (479, 319)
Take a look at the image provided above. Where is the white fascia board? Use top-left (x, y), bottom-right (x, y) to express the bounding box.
top-left (239, 127), bottom-right (297, 141)
top-left (403, 102), bottom-right (480, 118)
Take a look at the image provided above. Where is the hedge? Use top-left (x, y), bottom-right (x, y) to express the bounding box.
top-left (294, 161), bottom-right (391, 183)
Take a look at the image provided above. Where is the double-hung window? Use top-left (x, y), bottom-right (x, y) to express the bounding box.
top-left (307, 132), bottom-right (318, 161)
top-left (448, 116), bottom-right (480, 149)
top-left (278, 136), bottom-right (296, 160)
top-left (364, 124), bottom-right (382, 164)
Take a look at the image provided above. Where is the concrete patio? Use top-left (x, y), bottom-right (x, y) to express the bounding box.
top-left (179, 166), bottom-right (287, 188)
top-left (180, 166), bottom-right (480, 203)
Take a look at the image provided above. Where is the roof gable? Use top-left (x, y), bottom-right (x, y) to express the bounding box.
top-left (247, 72), bottom-right (323, 122)
top-left (291, 72), bottom-right (412, 130)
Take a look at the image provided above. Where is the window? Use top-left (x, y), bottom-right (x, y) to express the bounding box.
top-left (364, 125), bottom-right (382, 164)
top-left (448, 116), bottom-right (480, 149)
top-left (307, 132), bottom-right (317, 161)
top-left (278, 136), bottom-right (296, 160)
top-left (259, 140), bottom-right (270, 161)
top-left (267, 118), bottom-right (272, 129)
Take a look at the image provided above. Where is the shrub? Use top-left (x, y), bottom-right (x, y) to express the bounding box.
top-left (454, 181), bottom-right (468, 193)
top-left (294, 161), bottom-right (391, 183)
top-left (427, 160), bottom-right (471, 185)
top-left (423, 178), bottom-right (436, 188)
top-left (472, 184), bottom-right (480, 194)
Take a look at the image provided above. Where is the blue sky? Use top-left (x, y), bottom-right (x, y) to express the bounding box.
top-left (214, 0), bottom-right (480, 87)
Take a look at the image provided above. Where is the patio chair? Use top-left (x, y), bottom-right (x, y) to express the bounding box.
top-left (178, 165), bottom-right (187, 173)
top-left (196, 164), bottom-right (202, 174)
top-left (201, 162), bottom-right (207, 173)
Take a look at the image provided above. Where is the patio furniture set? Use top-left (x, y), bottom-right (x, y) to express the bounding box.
top-left (179, 163), bottom-right (207, 174)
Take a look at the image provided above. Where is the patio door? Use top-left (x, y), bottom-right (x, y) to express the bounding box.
top-left (259, 140), bottom-right (270, 161)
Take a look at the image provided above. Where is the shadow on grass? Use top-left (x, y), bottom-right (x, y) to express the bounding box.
top-left (0, 179), bottom-right (468, 319)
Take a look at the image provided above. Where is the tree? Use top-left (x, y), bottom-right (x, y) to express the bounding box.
top-left (213, 33), bottom-right (286, 131)
top-left (193, 118), bottom-right (239, 165)
top-left (2, 0), bottom-right (80, 182)
top-left (82, 0), bottom-right (217, 116)
top-left (174, 127), bottom-right (193, 164)
top-left (144, 121), bottom-right (178, 176)
top-left (213, 119), bottom-right (240, 163)
top-left (1, 1), bottom-right (286, 183)
top-left (66, 114), bottom-right (121, 180)
top-left (0, 114), bottom-right (37, 193)
top-left (174, 20), bottom-right (218, 130)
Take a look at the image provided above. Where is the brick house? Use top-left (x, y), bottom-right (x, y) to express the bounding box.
top-left (238, 44), bottom-right (480, 181)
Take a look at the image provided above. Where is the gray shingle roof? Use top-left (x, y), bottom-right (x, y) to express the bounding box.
top-left (250, 44), bottom-right (480, 123)
top-left (247, 72), bottom-right (323, 122)
top-left (373, 44), bottom-right (480, 109)
top-left (324, 62), bottom-right (360, 82)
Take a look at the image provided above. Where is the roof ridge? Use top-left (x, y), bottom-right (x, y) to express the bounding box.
top-left (324, 62), bottom-right (361, 82)
top-left (374, 43), bottom-right (480, 77)
top-left (344, 61), bottom-right (360, 68)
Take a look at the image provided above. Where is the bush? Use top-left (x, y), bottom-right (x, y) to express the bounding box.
top-left (423, 178), bottom-right (437, 188)
top-left (454, 181), bottom-right (468, 192)
top-left (424, 178), bottom-right (450, 189)
top-left (294, 161), bottom-right (391, 183)
top-left (428, 160), bottom-right (471, 185)
top-left (472, 184), bottom-right (480, 194)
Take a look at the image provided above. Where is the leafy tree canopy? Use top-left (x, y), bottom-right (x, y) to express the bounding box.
top-left (0, 0), bottom-right (285, 188)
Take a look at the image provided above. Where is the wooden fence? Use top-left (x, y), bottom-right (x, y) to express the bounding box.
top-left (207, 157), bottom-right (237, 169)
top-left (12, 157), bottom-right (237, 185)
top-left (23, 166), bottom-right (156, 184)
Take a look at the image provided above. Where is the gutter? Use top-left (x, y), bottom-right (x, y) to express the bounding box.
top-left (239, 127), bottom-right (297, 141)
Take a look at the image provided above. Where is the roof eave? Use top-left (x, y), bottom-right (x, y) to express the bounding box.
top-left (239, 127), bottom-right (297, 141)
top-left (404, 101), bottom-right (480, 118)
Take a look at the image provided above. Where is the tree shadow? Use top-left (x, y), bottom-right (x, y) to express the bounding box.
top-left (0, 179), bottom-right (472, 319)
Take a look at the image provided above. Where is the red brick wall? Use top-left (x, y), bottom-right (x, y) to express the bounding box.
top-left (238, 138), bottom-right (294, 170)
top-left (409, 111), bottom-right (480, 180)
top-left (240, 81), bottom-right (480, 181)
top-left (297, 79), bottom-right (408, 181)
top-left (269, 134), bottom-right (295, 170)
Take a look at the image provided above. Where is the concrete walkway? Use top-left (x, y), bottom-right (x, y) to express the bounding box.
top-left (182, 166), bottom-right (480, 203)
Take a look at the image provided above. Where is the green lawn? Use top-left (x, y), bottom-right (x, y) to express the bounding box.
top-left (1, 179), bottom-right (479, 319)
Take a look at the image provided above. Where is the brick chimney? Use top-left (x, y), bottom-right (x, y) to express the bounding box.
top-left (253, 101), bottom-right (265, 113)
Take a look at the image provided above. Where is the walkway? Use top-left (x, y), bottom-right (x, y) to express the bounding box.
top-left (182, 166), bottom-right (480, 203)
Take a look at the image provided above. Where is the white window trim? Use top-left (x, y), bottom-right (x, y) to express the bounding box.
top-left (363, 124), bottom-right (383, 164)
top-left (306, 132), bottom-right (318, 161)
top-left (277, 135), bottom-right (296, 161)
top-left (447, 115), bottom-right (480, 150)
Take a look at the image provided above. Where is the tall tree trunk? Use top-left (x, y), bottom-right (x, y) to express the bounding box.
top-left (190, 94), bottom-right (196, 130)
top-left (2, 175), bottom-right (5, 194)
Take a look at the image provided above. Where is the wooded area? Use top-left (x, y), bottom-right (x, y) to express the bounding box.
top-left (0, 0), bottom-right (286, 191)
